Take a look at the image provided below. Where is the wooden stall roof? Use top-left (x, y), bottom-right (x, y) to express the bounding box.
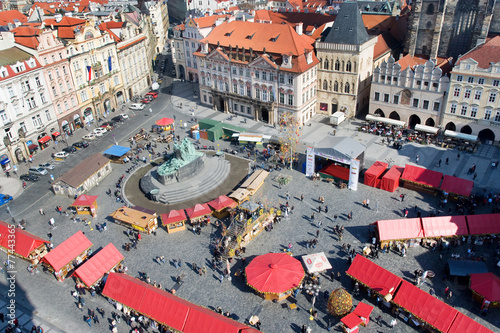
top-left (109, 206), bottom-right (156, 229)
top-left (229, 188), bottom-right (251, 202)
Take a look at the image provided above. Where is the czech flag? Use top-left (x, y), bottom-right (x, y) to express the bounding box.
top-left (86, 66), bottom-right (92, 81)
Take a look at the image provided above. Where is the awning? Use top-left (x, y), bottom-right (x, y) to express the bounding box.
top-left (161, 209), bottom-right (187, 225)
top-left (466, 214), bottom-right (500, 235)
top-left (415, 124), bottom-right (439, 134)
top-left (0, 221), bottom-right (48, 258)
top-left (449, 312), bottom-right (495, 333)
top-left (103, 145), bottom-right (131, 157)
top-left (421, 216), bottom-right (469, 238)
top-left (73, 243), bottom-right (124, 287)
top-left (379, 165), bottom-right (403, 192)
top-left (440, 175), bottom-right (473, 197)
top-left (38, 136), bottom-right (51, 144)
top-left (301, 252), bottom-right (332, 273)
top-left (42, 231), bottom-right (92, 272)
top-left (444, 130), bottom-right (478, 142)
top-left (448, 260), bottom-right (488, 277)
top-left (28, 144), bottom-right (38, 151)
top-left (346, 255), bottom-right (402, 296)
top-left (375, 218), bottom-right (424, 241)
top-left (401, 164), bottom-right (443, 188)
top-left (392, 281), bottom-right (459, 333)
top-left (353, 302), bottom-right (374, 319)
top-left (366, 114), bottom-right (405, 127)
top-left (185, 203), bottom-right (211, 219)
top-left (156, 117), bottom-right (174, 126)
top-left (183, 304), bottom-right (248, 333)
top-left (72, 194), bottom-right (98, 207)
top-left (0, 158), bottom-right (10, 165)
top-left (207, 195), bottom-right (238, 211)
top-left (470, 273), bottom-right (500, 302)
top-left (51, 131), bottom-right (61, 138)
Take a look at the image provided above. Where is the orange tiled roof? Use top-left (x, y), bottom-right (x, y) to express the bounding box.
top-left (12, 26), bottom-right (42, 49)
top-left (456, 36), bottom-right (500, 69)
top-left (397, 54), bottom-right (451, 73)
top-left (192, 15), bottom-right (229, 28)
top-left (44, 16), bottom-right (86, 27)
top-left (0, 50), bottom-right (42, 82)
top-left (118, 36), bottom-right (146, 50)
top-left (98, 21), bottom-right (124, 42)
top-left (373, 31), bottom-right (399, 60)
top-left (254, 9), bottom-right (334, 33)
top-left (0, 10), bottom-right (27, 26)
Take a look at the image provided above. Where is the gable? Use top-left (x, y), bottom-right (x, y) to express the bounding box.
top-left (206, 49), bottom-right (230, 62)
top-left (248, 56), bottom-right (278, 70)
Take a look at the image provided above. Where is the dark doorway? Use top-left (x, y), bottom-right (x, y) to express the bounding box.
top-left (408, 114), bottom-right (421, 129)
top-left (261, 108), bottom-right (269, 123)
top-left (374, 109), bottom-right (385, 117)
top-left (425, 118), bottom-right (435, 127)
top-left (445, 122), bottom-right (456, 131)
top-left (389, 111), bottom-right (400, 120)
top-left (216, 97), bottom-right (224, 112)
top-left (478, 128), bottom-right (495, 143)
top-left (460, 125), bottom-right (472, 134)
top-left (331, 103), bottom-right (338, 113)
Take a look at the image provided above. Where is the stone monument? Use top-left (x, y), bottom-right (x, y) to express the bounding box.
top-left (156, 137), bottom-right (205, 184)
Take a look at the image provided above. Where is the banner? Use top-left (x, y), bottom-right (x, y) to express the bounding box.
top-left (349, 159), bottom-right (360, 191)
top-left (86, 66), bottom-right (92, 81)
top-left (306, 147), bottom-right (315, 177)
top-left (108, 56), bottom-right (112, 71)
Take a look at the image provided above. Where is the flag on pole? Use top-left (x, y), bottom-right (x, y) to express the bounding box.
top-left (86, 66), bottom-right (92, 81)
top-left (108, 56), bottom-right (112, 71)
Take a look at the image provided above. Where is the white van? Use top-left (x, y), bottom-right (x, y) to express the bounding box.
top-left (130, 103), bottom-right (145, 110)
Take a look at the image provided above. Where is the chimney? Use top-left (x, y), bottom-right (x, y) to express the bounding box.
top-left (296, 22), bottom-right (303, 35)
top-left (55, 13), bottom-right (63, 23)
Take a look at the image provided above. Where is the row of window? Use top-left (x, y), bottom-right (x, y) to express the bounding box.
top-left (453, 87), bottom-right (497, 102)
top-left (449, 103), bottom-right (500, 122)
top-left (47, 66), bottom-right (68, 81)
top-left (20, 76), bottom-right (42, 93)
top-left (456, 75), bottom-right (499, 86)
top-left (374, 92), bottom-right (441, 111)
top-left (379, 75), bottom-right (440, 89)
top-left (320, 58), bottom-right (354, 72)
top-left (322, 80), bottom-right (353, 94)
top-left (1, 110), bottom-right (53, 140)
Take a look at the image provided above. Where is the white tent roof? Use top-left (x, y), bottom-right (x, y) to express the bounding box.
top-left (366, 114), bottom-right (406, 127)
top-left (301, 252), bottom-right (332, 273)
top-left (415, 124), bottom-right (439, 135)
top-left (444, 130), bottom-right (477, 142)
top-left (315, 136), bottom-right (366, 160)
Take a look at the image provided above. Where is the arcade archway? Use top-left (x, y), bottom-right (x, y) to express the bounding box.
top-left (408, 114), bottom-right (421, 129)
top-left (389, 111), bottom-right (400, 120)
top-left (425, 118), bottom-right (435, 127)
top-left (460, 125), bottom-right (472, 134)
top-left (445, 122), bottom-right (456, 131)
top-left (478, 128), bottom-right (495, 142)
top-left (374, 109), bottom-right (385, 117)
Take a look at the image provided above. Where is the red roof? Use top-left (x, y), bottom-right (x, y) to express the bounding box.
top-left (466, 214), bottom-right (500, 235)
top-left (185, 203), bottom-right (212, 219)
top-left (0, 10), bottom-right (27, 26)
top-left (421, 215), bottom-right (469, 238)
top-left (364, 161), bottom-right (388, 187)
top-left (379, 165), bottom-right (402, 192)
top-left (155, 117), bottom-right (174, 126)
top-left (440, 175), bottom-right (473, 197)
top-left (183, 304), bottom-right (248, 333)
top-left (73, 243), bottom-right (123, 287)
top-left (353, 302), bottom-right (374, 318)
top-left (341, 313), bottom-right (363, 329)
top-left (393, 281), bottom-right (458, 333)
top-left (376, 218), bottom-right (424, 241)
top-left (470, 273), bottom-right (500, 302)
top-left (161, 209), bottom-right (187, 225)
top-left (207, 195), bottom-right (237, 211)
top-left (346, 255), bottom-right (402, 295)
top-left (72, 194), bottom-right (98, 207)
top-left (401, 164), bottom-right (443, 188)
top-left (44, 16), bottom-right (86, 27)
top-left (245, 253), bottom-right (304, 294)
top-left (456, 36), bottom-right (500, 69)
top-left (118, 36), bottom-right (146, 50)
top-left (0, 221), bottom-right (48, 258)
top-left (42, 231), bottom-right (92, 272)
top-left (449, 312), bottom-right (495, 333)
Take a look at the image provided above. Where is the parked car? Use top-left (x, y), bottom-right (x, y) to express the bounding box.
top-left (100, 122), bottom-right (115, 131)
top-left (82, 133), bottom-right (96, 140)
top-left (92, 128), bottom-right (106, 136)
top-left (38, 163), bottom-right (55, 170)
top-left (119, 113), bottom-right (129, 119)
top-left (20, 173), bottom-right (39, 182)
top-left (72, 141), bottom-right (89, 148)
top-left (28, 167), bottom-right (48, 175)
top-left (140, 98), bottom-right (151, 104)
top-left (112, 115), bottom-right (125, 122)
top-left (130, 103), bottom-right (145, 110)
top-left (0, 194), bottom-right (13, 206)
top-left (53, 151), bottom-right (69, 159)
top-left (62, 146), bottom-right (77, 154)
top-left (146, 92), bottom-right (158, 99)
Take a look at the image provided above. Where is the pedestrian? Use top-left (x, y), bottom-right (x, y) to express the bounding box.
top-left (473, 172), bottom-right (477, 180)
top-left (400, 194), bottom-right (405, 202)
top-left (97, 307), bottom-right (105, 318)
top-left (219, 274), bottom-right (224, 283)
top-left (85, 316), bottom-right (92, 327)
top-left (348, 211), bottom-right (353, 220)
top-left (316, 229), bottom-right (320, 238)
top-left (178, 258), bottom-right (182, 267)
top-left (390, 318), bottom-right (397, 329)
top-left (255, 320), bottom-right (261, 330)
top-left (333, 214), bottom-right (338, 223)
top-left (286, 192), bottom-right (290, 200)
top-left (48, 232), bottom-right (53, 242)
top-left (317, 220), bottom-right (322, 228)
top-left (446, 289), bottom-right (453, 299)
top-left (72, 290), bottom-right (78, 300)
top-left (300, 194), bottom-right (304, 201)
top-left (362, 199), bottom-right (366, 207)
top-left (337, 271), bottom-right (341, 281)
top-left (438, 159), bottom-right (441, 167)
top-left (310, 213), bottom-right (315, 221)
top-left (318, 206), bottom-right (322, 213)
top-left (366, 199), bottom-right (370, 208)
top-left (457, 153), bottom-right (460, 160)
top-left (376, 315), bottom-right (382, 326)
top-left (173, 259), bottom-right (178, 268)
top-left (416, 155), bottom-right (419, 164)
top-left (93, 314), bottom-right (99, 324)
top-left (78, 296), bottom-right (85, 306)
top-left (446, 157), bottom-right (449, 165)
top-left (39, 208), bottom-right (44, 215)
top-left (324, 205), bottom-right (328, 213)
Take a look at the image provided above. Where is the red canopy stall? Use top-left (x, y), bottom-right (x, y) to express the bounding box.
top-left (71, 194), bottom-right (98, 217)
top-left (340, 313), bottom-right (363, 333)
top-left (185, 203), bottom-right (212, 225)
top-left (440, 175), bottom-right (473, 198)
top-left (42, 231), bottom-right (93, 281)
top-left (379, 165), bottom-right (403, 192)
top-left (0, 221), bottom-right (48, 264)
top-left (319, 163), bottom-right (350, 182)
top-left (73, 243), bottom-right (124, 288)
top-left (401, 164), bottom-right (443, 194)
top-left (421, 215), bottom-right (469, 238)
top-left (470, 273), bottom-right (500, 308)
top-left (364, 161), bottom-right (388, 188)
top-left (448, 312), bottom-right (495, 333)
top-left (183, 304), bottom-right (248, 333)
top-left (161, 210), bottom-right (187, 233)
top-left (466, 214), bottom-right (500, 235)
top-left (208, 195), bottom-right (238, 218)
top-left (245, 253), bottom-right (305, 301)
top-left (353, 302), bottom-right (374, 326)
top-left (346, 255), bottom-right (402, 298)
top-left (155, 117), bottom-right (175, 131)
top-left (393, 280), bottom-right (458, 333)
top-left (375, 218), bottom-right (424, 247)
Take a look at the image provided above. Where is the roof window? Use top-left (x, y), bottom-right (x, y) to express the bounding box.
top-left (270, 34), bottom-right (280, 42)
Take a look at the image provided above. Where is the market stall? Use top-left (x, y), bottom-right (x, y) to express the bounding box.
top-left (245, 253), bottom-right (305, 301)
top-left (301, 252), bottom-right (332, 274)
top-left (229, 188), bottom-right (251, 204)
top-left (447, 260), bottom-right (488, 277)
top-left (379, 165), bottom-right (403, 192)
top-left (103, 145), bottom-right (132, 164)
top-left (466, 214), bottom-right (500, 236)
top-left (448, 312), bottom-right (495, 333)
top-left (207, 195), bottom-right (238, 219)
top-left (440, 175), bottom-right (474, 198)
top-left (73, 243), bottom-right (124, 288)
top-left (241, 170), bottom-right (269, 195)
top-left (155, 117), bottom-right (175, 131)
top-left (71, 194), bottom-right (98, 217)
top-left (470, 273), bottom-right (500, 308)
top-left (364, 161), bottom-right (388, 188)
top-left (374, 218), bottom-right (424, 248)
top-left (185, 203), bottom-right (212, 226)
top-left (109, 206), bottom-right (158, 234)
top-left (421, 215), bottom-right (469, 238)
top-left (232, 133), bottom-right (271, 146)
top-left (161, 210), bottom-right (187, 233)
top-left (340, 313), bottom-right (363, 333)
top-left (401, 165), bottom-right (443, 195)
top-left (41, 231), bottom-right (93, 281)
top-left (0, 221), bottom-right (48, 264)
top-left (353, 302), bottom-right (373, 326)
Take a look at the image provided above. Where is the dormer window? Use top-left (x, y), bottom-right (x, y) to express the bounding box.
top-left (0, 67), bottom-right (7, 78)
top-left (12, 62), bottom-right (25, 73)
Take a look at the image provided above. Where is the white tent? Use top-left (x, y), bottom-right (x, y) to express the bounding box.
top-left (301, 252), bottom-right (332, 273)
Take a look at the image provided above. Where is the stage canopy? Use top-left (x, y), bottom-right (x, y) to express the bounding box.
top-left (185, 203), bottom-right (212, 219)
top-left (364, 161), bottom-right (388, 187)
top-left (207, 195), bottom-right (238, 211)
top-left (0, 221), bottom-right (48, 258)
top-left (379, 165), bottom-right (403, 192)
top-left (301, 252), bottom-right (332, 274)
top-left (72, 194), bottom-right (98, 207)
top-left (346, 255), bottom-right (402, 296)
top-left (103, 145), bottom-right (131, 157)
top-left (314, 136), bottom-right (366, 161)
top-left (161, 209), bottom-right (187, 225)
top-left (421, 216), bottom-right (469, 238)
top-left (466, 214), bottom-right (500, 235)
top-left (470, 273), bottom-right (500, 302)
top-left (42, 231), bottom-right (92, 272)
top-left (156, 117), bottom-right (174, 126)
top-left (448, 260), bottom-right (488, 277)
top-left (73, 243), bottom-right (123, 287)
top-left (401, 164), bottom-right (443, 188)
top-left (440, 175), bottom-right (473, 197)
top-left (375, 218), bottom-right (424, 241)
top-left (448, 312), bottom-right (495, 333)
top-left (245, 253), bottom-right (304, 295)
top-left (393, 280), bottom-right (458, 333)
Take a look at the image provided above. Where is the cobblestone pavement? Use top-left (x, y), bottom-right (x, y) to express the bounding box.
top-left (0, 69), bottom-right (499, 332)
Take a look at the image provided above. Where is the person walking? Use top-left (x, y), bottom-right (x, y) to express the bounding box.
top-left (300, 194), bottom-right (304, 201)
top-left (219, 274), bottom-right (224, 283)
top-left (39, 208), bottom-right (44, 215)
top-left (390, 318), bottom-right (397, 329)
top-left (316, 229), bottom-right (320, 238)
top-left (438, 159), bottom-right (442, 167)
top-left (93, 313), bottom-right (99, 324)
top-left (416, 155), bottom-right (420, 164)
top-left (324, 205), bottom-right (328, 213)
top-left (446, 157), bottom-right (449, 165)
top-left (473, 172), bottom-right (477, 180)
top-left (366, 199), bottom-right (370, 208)
top-left (348, 211), bottom-right (353, 220)
top-left (85, 316), bottom-right (92, 327)
top-left (457, 153), bottom-right (460, 160)
top-left (400, 194), bottom-right (405, 202)
top-left (376, 315), bottom-right (382, 326)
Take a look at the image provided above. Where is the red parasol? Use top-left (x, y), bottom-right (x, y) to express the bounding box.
top-left (245, 253), bottom-right (304, 294)
top-left (156, 117), bottom-right (174, 126)
top-left (207, 195), bottom-right (238, 211)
